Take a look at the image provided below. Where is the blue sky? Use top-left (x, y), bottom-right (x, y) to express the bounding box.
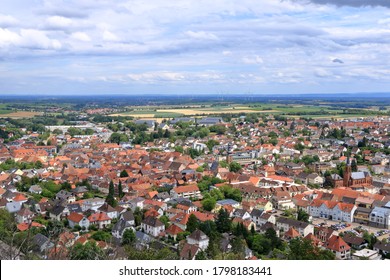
top-left (1, 0), bottom-right (390, 95)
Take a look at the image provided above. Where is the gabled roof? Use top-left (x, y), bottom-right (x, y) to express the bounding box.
top-left (172, 185), bottom-right (199, 194)
top-left (165, 224), bottom-right (184, 236)
top-left (67, 212), bottom-right (84, 223)
top-left (88, 212), bottom-right (111, 222)
top-left (180, 243), bottom-right (200, 260)
top-left (326, 235), bottom-right (350, 252)
top-left (142, 216), bottom-right (164, 228)
top-left (188, 229), bottom-right (208, 241)
top-left (250, 209), bottom-right (264, 218)
top-left (285, 227), bottom-right (300, 239)
top-left (120, 210), bottom-right (135, 222)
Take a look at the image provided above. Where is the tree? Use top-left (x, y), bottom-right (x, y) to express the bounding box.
top-left (195, 250), bottom-right (207, 260)
top-left (91, 231), bottom-right (111, 242)
top-left (69, 241), bottom-right (106, 260)
top-left (122, 228), bottom-right (136, 246)
top-left (201, 198), bottom-right (216, 212)
top-left (35, 161), bottom-right (43, 169)
top-left (209, 125), bottom-right (226, 135)
top-left (196, 166), bottom-right (204, 172)
top-left (288, 238), bottom-right (335, 260)
top-left (206, 139), bottom-right (220, 151)
top-left (351, 159), bottom-right (358, 172)
top-left (109, 132), bottom-right (129, 144)
top-left (118, 181), bottom-right (123, 198)
top-left (120, 170), bottom-right (129, 178)
top-left (159, 215), bottom-right (170, 228)
top-left (186, 214), bottom-right (199, 233)
top-left (297, 209), bottom-right (310, 223)
top-left (216, 209), bottom-right (231, 233)
top-left (133, 207), bottom-right (144, 226)
top-left (220, 185), bottom-right (242, 202)
top-left (229, 161), bottom-right (242, 173)
top-left (106, 181), bottom-right (117, 207)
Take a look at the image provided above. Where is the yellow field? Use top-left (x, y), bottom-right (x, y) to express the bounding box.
top-left (156, 108), bottom-right (274, 115)
top-left (110, 113), bottom-right (156, 118)
top-left (0, 111), bottom-right (43, 118)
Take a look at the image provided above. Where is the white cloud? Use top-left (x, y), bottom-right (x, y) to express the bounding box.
top-left (1, 0), bottom-right (390, 94)
top-left (19, 29), bottom-right (62, 50)
top-left (0, 28), bottom-right (21, 47)
top-left (70, 32), bottom-right (91, 42)
top-left (0, 14), bottom-right (19, 27)
top-left (242, 55), bottom-right (264, 64)
top-left (185, 31), bottom-right (218, 40)
top-left (102, 30), bottom-right (119, 42)
top-left (45, 16), bottom-right (73, 29)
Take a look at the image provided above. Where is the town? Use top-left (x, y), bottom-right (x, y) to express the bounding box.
top-left (0, 99), bottom-right (390, 261)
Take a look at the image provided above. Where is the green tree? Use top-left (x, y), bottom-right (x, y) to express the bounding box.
top-left (91, 231), bottom-right (111, 242)
top-left (106, 180), bottom-right (117, 207)
top-left (351, 159), bottom-right (358, 172)
top-left (122, 228), bottom-right (136, 246)
top-left (229, 161), bottom-right (242, 173)
top-left (118, 181), bottom-right (123, 198)
top-left (109, 132), bottom-right (129, 144)
top-left (120, 170), bottom-right (129, 178)
top-left (220, 185), bottom-right (242, 202)
top-left (35, 161), bottom-right (43, 169)
top-left (206, 139), bottom-right (220, 151)
top-left (186, 214), bottom-right (199, 233)
top-left (201, 198), bottom-right (216, 211)
top-left (288, 238), bottom-right (335, 260)
top-left (297, 209), bottom-right (309, 223)
top-left (216, 208), bottom-right (231, 233)
top-left (159, 215), bottom-right (170, 228)
top-left (195, 250), bottom-right (208, 260)
top-left (69, 241), bottom-right (106, 260)
top-left (133, 207), bottom-right (144, 226)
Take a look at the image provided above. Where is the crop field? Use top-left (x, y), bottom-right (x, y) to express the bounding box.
top-left (107, 101), bottom-right (383, 120)
top-left (0, 111), bottom-right (43, 119)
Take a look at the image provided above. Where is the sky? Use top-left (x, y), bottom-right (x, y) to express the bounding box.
top-left (1, 0), bottom-right (390, 95)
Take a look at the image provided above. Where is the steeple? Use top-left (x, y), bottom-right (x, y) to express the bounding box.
top-left (343, 157), bottom-right (352, 187)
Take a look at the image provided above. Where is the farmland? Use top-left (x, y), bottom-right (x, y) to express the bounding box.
top-left (108, 103), bottom-right (362, 120)
top-left (0, 111), bottom-right (43, 119)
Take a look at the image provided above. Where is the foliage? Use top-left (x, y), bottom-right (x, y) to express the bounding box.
top-left (120, 170), bottom-right (129, 178)
top-left (201, 198), bottom-right (216, 211)
top-left (216, 209), bottom-right (231, 233)
top-left (69, 241), bottom-right (107, 260)
top-left (133, 207), bottom-right (144, 226)
top-left (159, 215), bottom-right (170, 228)
top-left (106, 181), bottom-right (117, 207)
top-left (297, 209), bottom-right (310, 223)
top-left (109, 132), bottom-right (129, 144)
top-left (122, 228), bottom-right (136, 246)
top-left (288, 238), bottom-right (335, 260)
top-left (91, 231), bottom-right (111, 242)
top-left (209, 125), bottom-right (227, 135)
top-left (197, 176), bottom-right (224, 192)
top-left (186, 214), bottom-right (199, 233)
top-left (206, 139), bottom-right (220, 151)
top-left (186, 148), bottom-right (203, 159)
top-left (229, 161), bottom-right (242, 173)
top-left (220, 185), bottom-right (242, 202)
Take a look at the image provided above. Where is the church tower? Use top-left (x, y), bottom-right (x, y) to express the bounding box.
top-left (226, 143), bottom-right (233, 164)
top-left (343, 157), bottom-right (352, 187)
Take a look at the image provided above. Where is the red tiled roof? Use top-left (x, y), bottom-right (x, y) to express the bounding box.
top-left (327, 235), bottom-right (350, 252)
top-left (68, 212), bottom-right (84, 223)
